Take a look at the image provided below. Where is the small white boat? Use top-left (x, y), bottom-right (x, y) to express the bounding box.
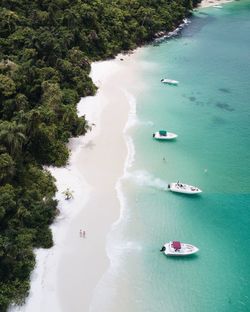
top-left (161, 78), bottom-right (179, 85)
top-left (160, 241), bottom-right (199, 256)
top-left (168, 182), bottom-right (202, 194)
top-left (213, 4), bottom-right (223, 8)
top-left (153, 130), bottom-right (178, 140)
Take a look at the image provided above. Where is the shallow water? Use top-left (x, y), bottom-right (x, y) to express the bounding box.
top-left (91, 1), bottom-right (250, 311)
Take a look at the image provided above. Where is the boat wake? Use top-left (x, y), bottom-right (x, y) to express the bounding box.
top-left (128, 170), bottom-right (168, 191)
top-left (108, 241), bottom-right (142, 259)
top-left (137, 120), bottom-right (154, 127)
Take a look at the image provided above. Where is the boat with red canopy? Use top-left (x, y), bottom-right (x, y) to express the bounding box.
top-left (160, 241), bottom-right (199, 256)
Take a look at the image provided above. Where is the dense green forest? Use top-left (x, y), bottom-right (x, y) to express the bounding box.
top-left (0, 0), bottom-right (200, 310)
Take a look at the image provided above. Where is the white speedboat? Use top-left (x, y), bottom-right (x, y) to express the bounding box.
top-left (153, 130), bottom-right (178, 140)
top-left (161, 78), bottom-right (179, 85)
top-left (168, 182), bottom-right (202, 194)
top-left (160, 241), bottom-right (199, 256)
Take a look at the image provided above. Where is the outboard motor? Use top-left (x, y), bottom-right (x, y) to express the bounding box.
top-left (160, 246), bottom-right (166, 252)
top-left (153, 133), bottom-right (155, 137)
top-left (168, 184), bottom-right (170, 189)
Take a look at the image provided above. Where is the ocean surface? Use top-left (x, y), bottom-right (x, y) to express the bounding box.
top-left (91, 1), bottom-right (250, 311)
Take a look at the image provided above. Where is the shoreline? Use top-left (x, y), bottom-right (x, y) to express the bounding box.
top-left (9, 49), bottom-right (144, 312)
top-left (199, 0), bottom-right (234, 8)
top-left (9, 12), bottom-right (193, 312)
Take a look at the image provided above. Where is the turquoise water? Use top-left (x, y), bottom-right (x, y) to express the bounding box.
top-left (93, 2), bottom-right (250, 311)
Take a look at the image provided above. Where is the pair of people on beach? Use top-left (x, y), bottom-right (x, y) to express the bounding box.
top-left (79, 229), bottom-right (86, 238)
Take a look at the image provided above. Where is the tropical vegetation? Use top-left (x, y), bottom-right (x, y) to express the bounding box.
top-left (0, 0), bottom-right (200, 310)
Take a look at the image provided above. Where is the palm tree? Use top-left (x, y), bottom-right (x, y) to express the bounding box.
top-left (62, 105), bottom-right (76, 124)
top-left (62, 188), bottom-right (74, 200)
top-left (25, 109), bottom-right (42, 136)
top-left (76, 115), bottom-right (90, 136)
top-left (0, 153), bottom-right (15, 183)
top-left (0, 121), bottom-right (26, 156)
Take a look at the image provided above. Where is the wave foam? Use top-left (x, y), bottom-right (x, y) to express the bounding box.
top-left (122, 89), bottom-right (137, 130)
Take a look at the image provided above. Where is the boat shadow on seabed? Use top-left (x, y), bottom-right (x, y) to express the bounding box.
top-left (167, 190), bottom-right (203, 201)
top-left (160, 249), bottom-right (199, 261)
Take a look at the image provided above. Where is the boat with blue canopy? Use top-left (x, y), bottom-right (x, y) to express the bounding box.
top-left (153, 130), bottom-right (178, 140)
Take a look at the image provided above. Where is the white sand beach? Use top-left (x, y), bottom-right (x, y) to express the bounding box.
top-left (199, 0), bottom-right (234, 8)
top-left (9, 50), bottom-right (143, 312)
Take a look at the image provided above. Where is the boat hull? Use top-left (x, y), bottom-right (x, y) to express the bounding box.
top-left (153, 132), bottom-right (178, 140)
top-left (169, 182), bottom-right (202, 194)
top-left (161, 79), bottom-right (179, 85)
top-left (161, 242), bottom-right (199, 256)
